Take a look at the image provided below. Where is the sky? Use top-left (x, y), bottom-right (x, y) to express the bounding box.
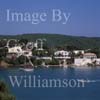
top-left (0, 0), bottom-right (100, 37)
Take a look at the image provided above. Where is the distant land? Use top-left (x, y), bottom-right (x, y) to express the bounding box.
top-left (0, 33), bottom-right (100, 49)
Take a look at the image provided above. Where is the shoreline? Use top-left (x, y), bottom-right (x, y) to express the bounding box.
top-left (0, 59), bottom-right (100, 69)
top-left (0, 64), bottom-right (100, 70)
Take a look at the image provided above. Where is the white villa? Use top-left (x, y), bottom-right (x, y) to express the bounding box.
top-left (54, 50), bottom-right (71, 64)
top-left (54, 50), bottom-right (71, 67)
top-left (54, 50), bottom-right (70, 57)
top-left (8, 46), bottom-right (23, 56)
top-left (83, 53), bottom-right (97, 59)
top-left (7, 46), bottom-right (32, 58)
top-left (74, 53), bottom-right (100, 66)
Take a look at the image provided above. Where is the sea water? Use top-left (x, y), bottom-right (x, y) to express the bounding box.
top-left (0, 67), bottom-right (100, 100)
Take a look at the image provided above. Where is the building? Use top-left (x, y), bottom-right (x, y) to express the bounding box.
top-left (83, 53), bottom-right (97, 59)
top-left (74, 53), bottom-right (99, 66)
top-left (74, 58), bottom-right (92, 66)
top-left (73, 50), bottom-right (84, 55)
top-left (8, 46), bottom-right (23, 57)
top-left (54, 50), bottom-right (70, 57)
top-left (54, 50), bottom-right (71, 66)
top-left (22, 50), bottom-right (32, 57)
top-left (7, 46), bottom-right (32, 58)
top-left (54, 50), bottom-right (71, 60)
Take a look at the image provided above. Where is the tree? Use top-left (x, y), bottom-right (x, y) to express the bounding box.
top-left (17, 55), bottom-right (27, 64)
top-left (0, 80), bottom-right (15, 100)
top-left (8, 40), bottom-right (17, 48)
top-left (0, 40), bottom-right (7, 47)
top-left (0, 47), bottom-right (8, 58)
top-left (48, 58), bottom-right (59, 65)
top-left (18, 38), bottom-right (28, 45)
top-left (86, 48), bottom-right (100, 58)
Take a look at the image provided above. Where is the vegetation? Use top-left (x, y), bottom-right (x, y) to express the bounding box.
top-left (48, 58), bottom-right (59, 65)
top-left (0, 80), bottom-right (15, 100)
top-left (0, 34), bottom-right (100, 67)
top-left (0, 34), bottom-right (100, 49)
top-left (0, 47), bottom-right (8, 58)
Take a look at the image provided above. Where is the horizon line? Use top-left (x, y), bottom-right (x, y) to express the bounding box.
top-left (0, 33), bottom-right (100, 38)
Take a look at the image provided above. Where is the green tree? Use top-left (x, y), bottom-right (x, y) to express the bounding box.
top-left (17, 55), bottom-right (27, 64)
top-left (0, 47), bottom-right (8, 58)
top-left (48, 58), bottom-right (59, 65)
top-left (0, 80), bottom-right (15, 100)
top-left (18, 38), bottom-right (28, 45)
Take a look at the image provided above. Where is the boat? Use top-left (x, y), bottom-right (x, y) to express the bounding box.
top-left (19, 68), bottom-right (34, 72)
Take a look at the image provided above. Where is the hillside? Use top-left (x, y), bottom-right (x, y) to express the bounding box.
top-left (0, 33), bottom-right (100, 49)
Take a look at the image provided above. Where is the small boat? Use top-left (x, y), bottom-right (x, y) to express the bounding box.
top-left (19, 68), bottom-right (34, 72)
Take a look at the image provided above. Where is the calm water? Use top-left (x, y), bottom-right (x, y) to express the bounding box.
top-left (0, 67), bottom-right (100, 100)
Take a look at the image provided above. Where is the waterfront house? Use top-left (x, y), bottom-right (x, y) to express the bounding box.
top-left (7, 46), bottom-right (32, 58)
top-left (74, 58), bottom-right (93, 66)
top-left (74, 53), bottom-right (99, 66)
top-left (54, 50), bottom-right (70, 57)
top-left (54, 50), bottom-right (71, 66)
top-left (8, 46), bottom-right (23, 57)
top-left (54, 50), bottom-right (71, 60)
top-left (83, 53), bottom-right (97, 59)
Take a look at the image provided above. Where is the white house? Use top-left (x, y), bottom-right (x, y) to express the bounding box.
top-left (73, 50), bottom-right (84, 55)
top-left (54, 50), bottom-right (71, 67)
top-left (22, 50), bottom-right (32, 57)
top-left (74, 58), bottom-right (92, 66)
top-left (74, 53), bottom-right (99, 66)
top-left (8, 46), bottom-right (23, 57)
top-left (8, 46), bottom-right (22, 53)
top-left (8, 46), bottom-right (32, 57)
top-left (54, 50), bottom-right (70, 57)
top-left (83, 53), bottom-right (97, 59)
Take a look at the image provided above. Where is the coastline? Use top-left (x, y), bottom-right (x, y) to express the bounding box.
top-left (0, 64), bottom-right (100, 70)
